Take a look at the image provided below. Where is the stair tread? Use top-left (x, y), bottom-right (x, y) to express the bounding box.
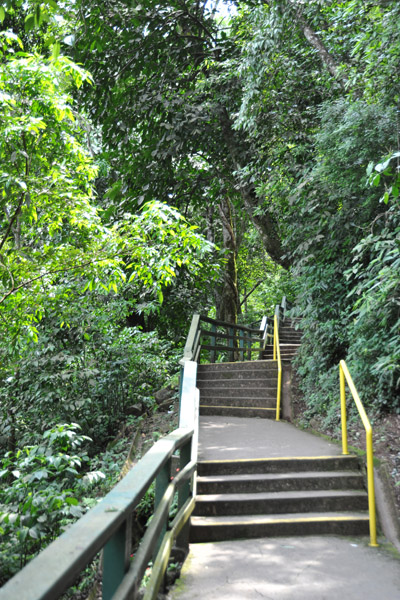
top-left (196, 470), bottom-right (363, 483)
top-left (191, 511), bottom-right (369, 525)
top-left (200, 404), bottom-right (275, 410)
top-left (195, 490), bottom-right (367, 502)
top-left (198, 386), bottom-right (278, 391)
top-left (198, 454), bottom-right (357, 464)
top-left (197, 379), bottom-right (277, 384)
top-left (198, 360), bottom-right (275, 367)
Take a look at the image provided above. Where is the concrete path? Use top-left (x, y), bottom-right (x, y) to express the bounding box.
top-left (167, 416), bottom-right (400, 599)
top-left (168, 536), bottom-right (400, 599)
top-left (198, 415), bottom-right (342, 460)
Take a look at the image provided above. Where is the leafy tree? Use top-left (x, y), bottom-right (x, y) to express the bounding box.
top-left (0, 33), bottom-right (216, 351)
top-left (0, 423), bottom-right (100, 582)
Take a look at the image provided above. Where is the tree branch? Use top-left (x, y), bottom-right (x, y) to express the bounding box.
top-left (240, 279), bottom-right (263, 307)
top-left (0, 194), bottom-right (25, 254)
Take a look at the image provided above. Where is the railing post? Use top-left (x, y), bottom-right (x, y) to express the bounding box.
top-left (247, 330), bottom-right (252, 360)
top-left (182, 314), bottom-right (201, 362)
top-left (274, 314), bottom-right (282, 421)
top-left (103, 516), bottom-right (132, 600)
top-left (366, 428), bottom-right (379, 547)
top-left (210, 323), bottom-right (216, 363)
top-left (178, 439), bottom-right (192, 509)
top-left (239, 328), bottom-right (244, 361)
top-left (281, 296), bottom-right (287, 320)
top-left (153, 458), bottom-right (171, 560)
top-left (228, 326), bottom-right (234, 362)
top-left (179, 361), bottom-right (198, 429)
top-left (339, 360), bottom-right (378, 547)
top-left (175, 436), bottom-right (193, 554)
top-left (339, 362), bottom-right (349, 455)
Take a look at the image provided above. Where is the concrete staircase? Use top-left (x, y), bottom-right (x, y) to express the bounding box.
top-left (197, 360), bottom-right (277, 419)
top-left (262, 317), bottom-right (302, 360)
top-left (190, 456), bottom-right (369, 542)
top-left (192, 316), bottom-right (370, 544)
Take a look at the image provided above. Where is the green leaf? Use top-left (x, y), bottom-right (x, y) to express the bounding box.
top-left (52, 41), bottom-right (61, 61)
top-left (65, 497), bottom-right (79, 505)
top-left (29, 527), bottom-right (39, 539)
top-left (372, 173), bottom-right (381, 187)
top-left (25, 14), bottom-right (35, 32)
top-left (32, 469), bottom-right (48, 480)
top-left (9, 513), bottom-right (19, 525)
top-left (69, 504), bottom-right (83, 518)
top-left (35, 4), bottom-right (41, 26)
top-left (0, 7), bottom-right (5, 23)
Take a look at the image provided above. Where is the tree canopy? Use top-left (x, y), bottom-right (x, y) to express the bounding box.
top-left (1, 0), bottom-right (400, 584)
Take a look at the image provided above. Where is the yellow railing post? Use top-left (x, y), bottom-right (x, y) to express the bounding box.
top-left (274, 315), bottom-right (282, 421)
top-left (339, 363), bottom-right (349, 455)
top-left (339, 360), bottom-right (378, 547)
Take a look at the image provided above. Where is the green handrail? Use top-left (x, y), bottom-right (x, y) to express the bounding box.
top-left (339, 360), bottom-right (378, 547)
top-left (181, 314), bottom-right (265, 365)
top-left (0, 427), bottom-right (195, 600)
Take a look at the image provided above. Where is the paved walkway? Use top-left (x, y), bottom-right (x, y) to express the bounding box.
top-left (197, 416), bottom-right (342, 460)
top-left (168, 536), bottom-right (400, 599)
top-left (167, 416), bottom-right (400, 599)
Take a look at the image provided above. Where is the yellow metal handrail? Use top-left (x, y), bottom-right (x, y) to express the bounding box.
top-left (339, 360), bottom-right (378, 547)
top-left (273, 315), bottom-right (282, 421)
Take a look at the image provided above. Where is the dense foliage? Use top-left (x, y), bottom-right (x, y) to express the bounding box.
top-left (1, 0), bottom-right (400, 587)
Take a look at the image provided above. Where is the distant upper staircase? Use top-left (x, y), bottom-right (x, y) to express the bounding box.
top-left (197, 360), bottom-right (278, 419)
top-left (261, 317), bottom-right (302, 361)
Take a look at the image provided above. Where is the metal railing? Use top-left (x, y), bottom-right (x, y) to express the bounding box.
top-left (339, 360), bottom-right (378, 547)
top-left (181, 314), bottom-right (267, 365)
top-left (0, 363), bottom-right (200, 600)
top-left (273, 314), bottom-right (282, 421)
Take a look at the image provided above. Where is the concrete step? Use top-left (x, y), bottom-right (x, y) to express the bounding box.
top-left (197, 378), bottom-right (277, 388)
top-left (199, 405), bottom-right (276, 419)
top-left (262, 349), bottom-right (299, 359)
top-left (264, 344), bottom-right (301, 351)
top-left (197, 455), bottom-right (361, 476)
top-left (197, 372), bottom-right (278, 383)
top-left (200, 397), bottom-right (276, 408)
top-left (262, 350), bottom-right (297, 360)
top-left (197, 371), bottom-right (277, 382)
top-left (196, 471), bottom-right (365, 494)
top-left (198, 387), bottom-right (277, 399)
top-left (197, 360), bottom-right (276, 373)
top-left (189, 512), bottom-right (370, 542)
top-left (194, 490), bottom-right (368, 516)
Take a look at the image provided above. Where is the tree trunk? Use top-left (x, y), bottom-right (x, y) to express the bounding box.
top-left (218, 107), bottom-right (290, 269)
top-left (216, 196), bottom-right (239, 324)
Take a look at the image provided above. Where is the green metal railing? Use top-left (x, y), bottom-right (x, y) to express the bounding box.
top-left (0, 362), bottom-right (200, 600)
top-left (1, 303), bottom-right (295, 599)
top-left (181, 314), bottom-right (270, 364)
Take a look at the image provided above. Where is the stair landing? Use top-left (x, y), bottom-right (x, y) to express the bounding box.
top-left (197, 415), bottom-right (342, 461)
top-left (167, 536), bottom-right (400, 600)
